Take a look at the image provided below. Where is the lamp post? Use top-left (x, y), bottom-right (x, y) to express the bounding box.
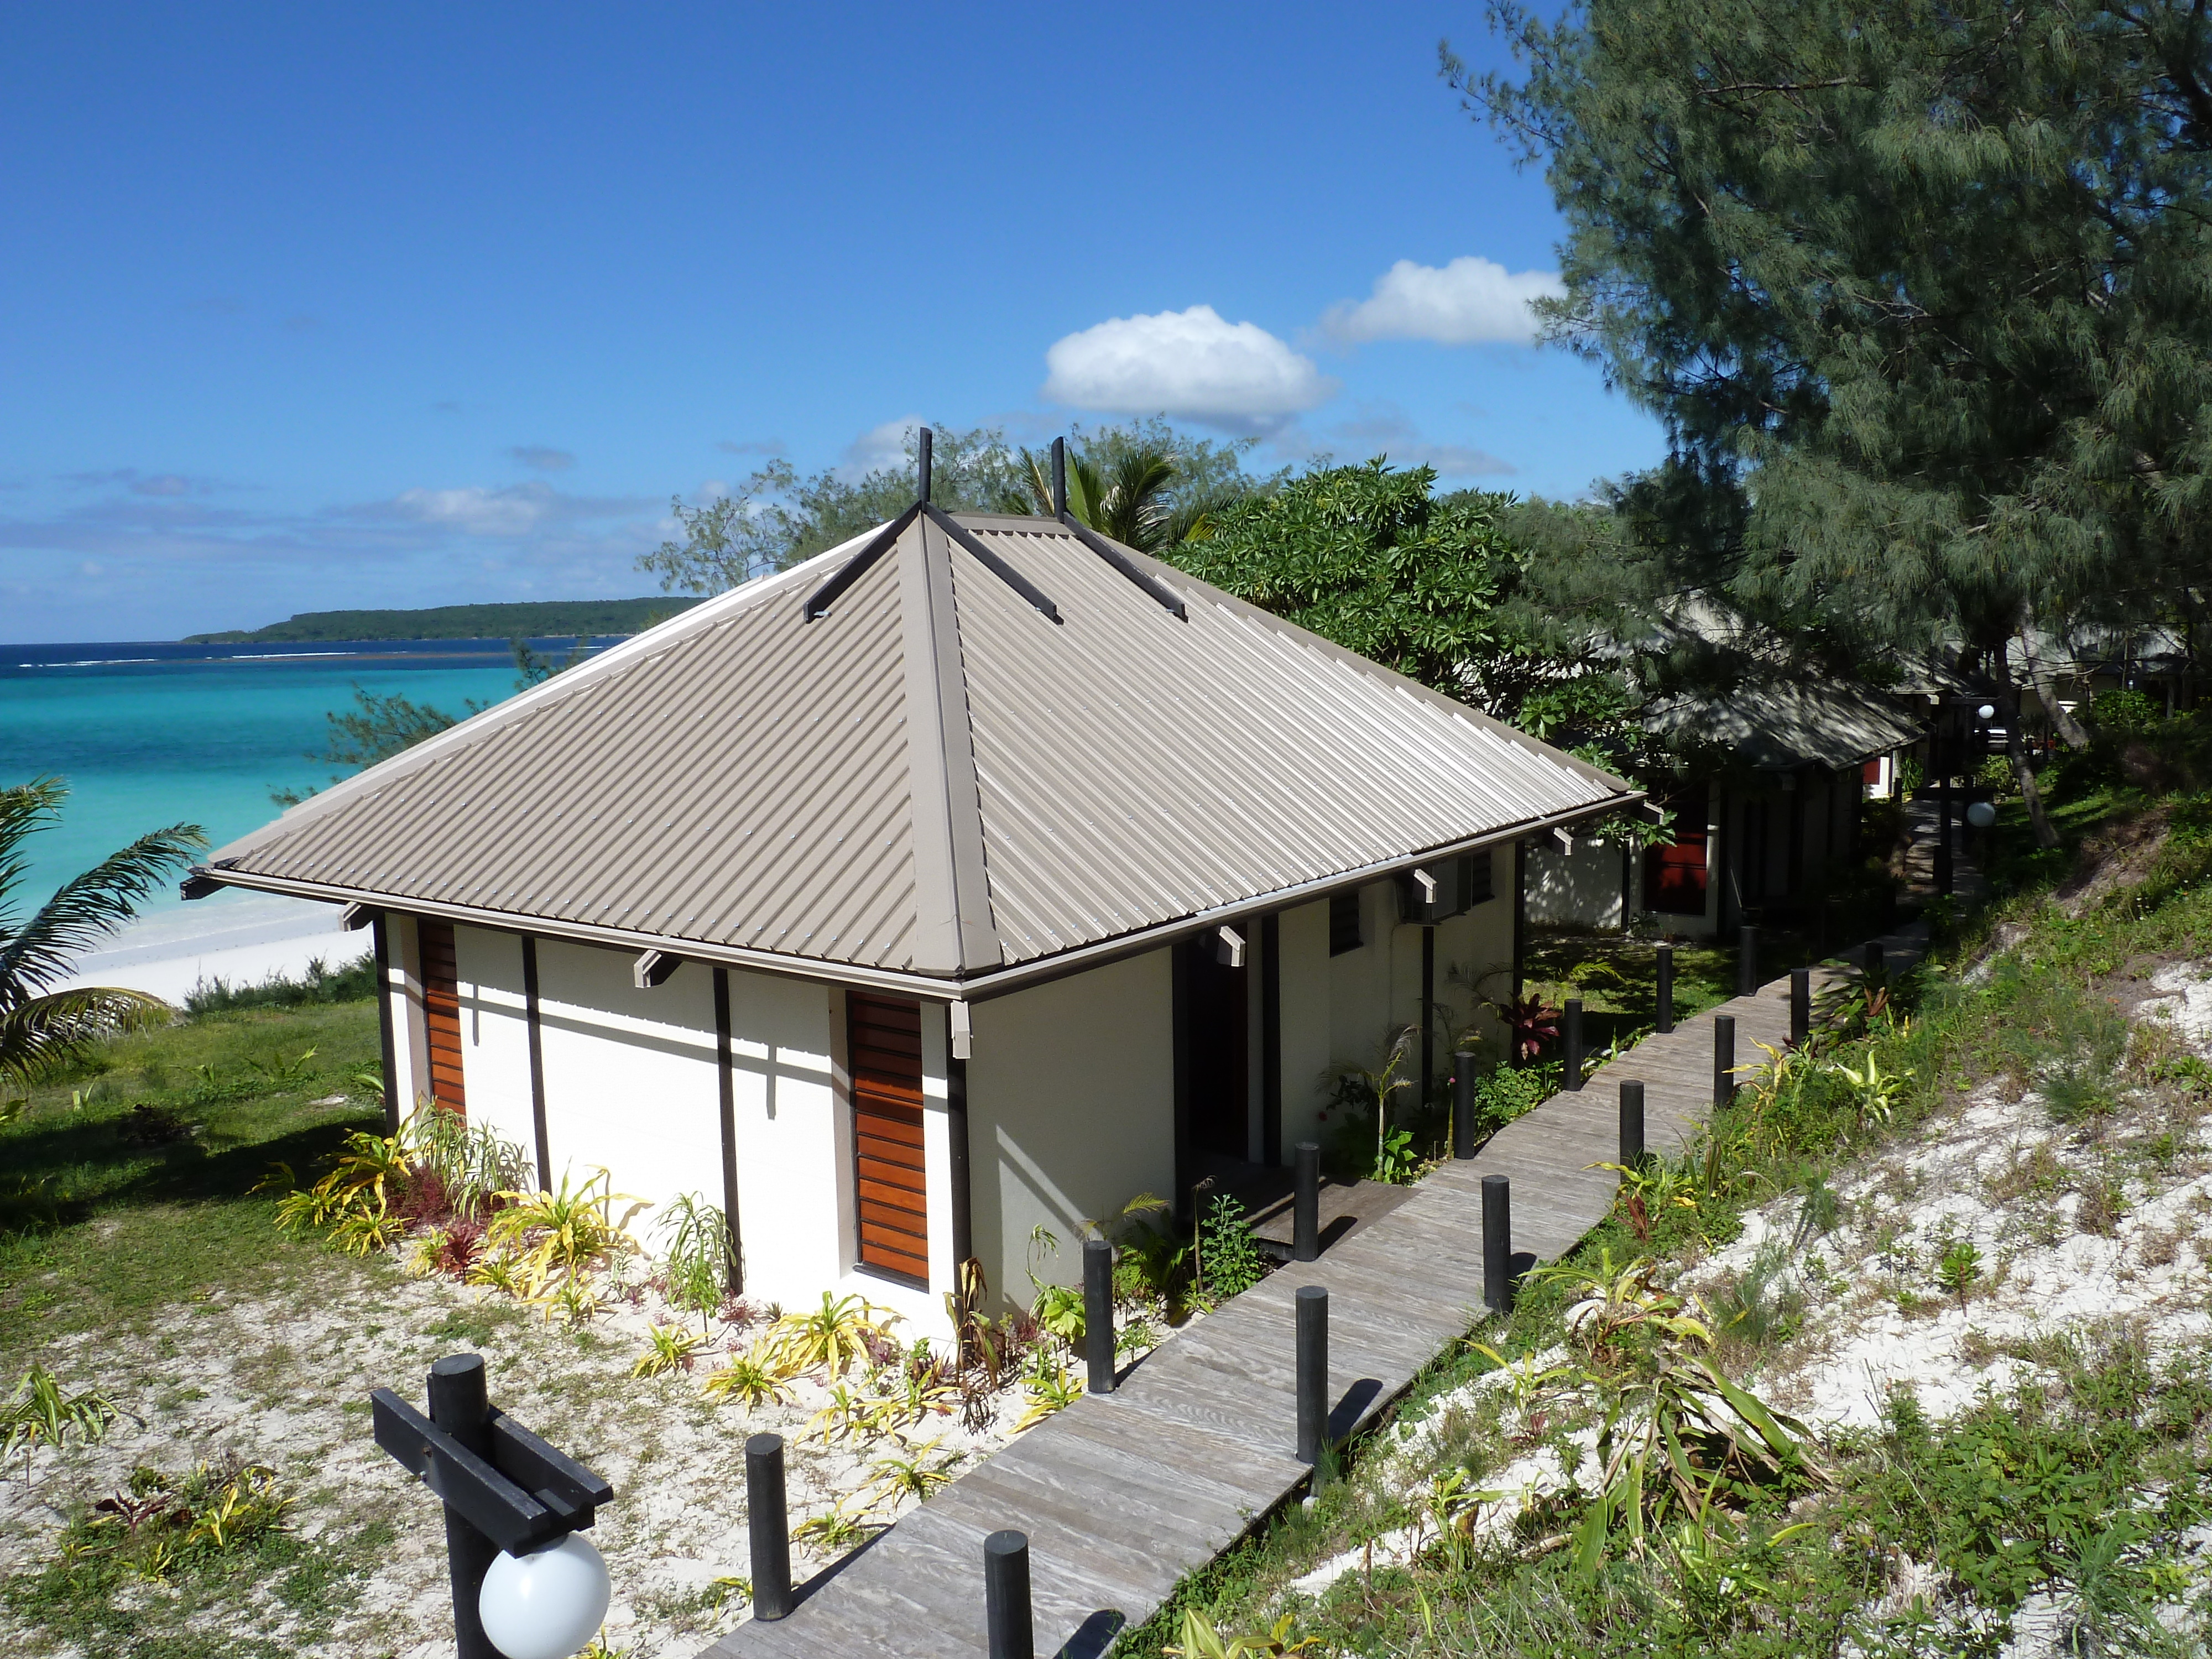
top-left (372, 1354), bottom-right (615, 1659)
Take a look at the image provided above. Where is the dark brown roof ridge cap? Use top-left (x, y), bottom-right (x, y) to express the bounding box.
top-left (208, 522), bottom-right (891, 862)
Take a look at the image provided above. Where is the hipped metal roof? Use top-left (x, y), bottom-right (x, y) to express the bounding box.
top-left (197, 510), bottom-right (1635, 998)
top-left (1650, 681), bottom-right (1927, 772)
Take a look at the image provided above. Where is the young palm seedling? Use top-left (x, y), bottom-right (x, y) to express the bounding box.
top-left (632, 1322), bottom-right (703, 1378)
top-left (865, 1435), bottom-right (959, 1507)
top-left (702, 1339), bottom-right (797, 1411)
top-left (773, 1292), bottom-right (899, 1377)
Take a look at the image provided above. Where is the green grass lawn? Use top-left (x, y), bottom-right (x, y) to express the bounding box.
top-left (2, 1001), bottom-right (387, 1366)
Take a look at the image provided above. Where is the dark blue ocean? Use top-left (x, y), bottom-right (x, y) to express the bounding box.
top-left (1, 639), bottom-right (613, 911)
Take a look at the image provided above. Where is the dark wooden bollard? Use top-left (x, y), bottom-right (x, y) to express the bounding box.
top-left (1562, 999), bottom-right (1584, 1091)
top-left (984, 1530), bottom-right (1034, 1659)
top-left (746, 1433), bottom-right (794, 1621)
top-left (1452, 1050), bottom-right (1477, 1160)
top-left (426, 1355), bottom-right (498, 1659)
top-left (1619, 1079), bottom-right (1644, 1168)
top-left (1738, 924), bottom-right (1759, 996)
top-left (1083, 1237), bottom-right (1114, 1394)
top-left (1482, 1173), bottom-right (1512, 1314)
top-left (1656, 943), bottom-right (1675, 1035)
top-left (1295, 1286), bottom-right (1328, 1479)
top-left (1863, 940), bottom-right (1884, 977)
top-left (1292, 1142), bottom-right (1321, 1262)
top-left (1714, 1014), bottom-right (1736, 1108)
top-left (1790, 967), bottom-right (1811, 1047)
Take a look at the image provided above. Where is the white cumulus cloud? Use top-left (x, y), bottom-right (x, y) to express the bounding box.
top-left (1042, 305), bottom-right (1334, 432)
top-left (1321, 257), bottom-right (1564, 347)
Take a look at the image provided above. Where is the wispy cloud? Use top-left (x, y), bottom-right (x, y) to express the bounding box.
top-left (1042, 305), bottom-right (1335, 434)
top-left (839, 417), bottom-right (924, 482)
top-left (508, 445), bottom-right (576, 472)
top-left (1270, 406), bottom-right (1515, 481)
top-left (59, 469), bottom-right (222, 497)
top-left (1320, 257), bottom-right (1563, 347)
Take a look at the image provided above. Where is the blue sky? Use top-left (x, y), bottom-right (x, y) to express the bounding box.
top-left (0, 2), bottom-right (1664, 644)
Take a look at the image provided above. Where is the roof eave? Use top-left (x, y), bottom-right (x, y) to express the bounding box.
top-left (188, 790), bottom-right (1636, 1004)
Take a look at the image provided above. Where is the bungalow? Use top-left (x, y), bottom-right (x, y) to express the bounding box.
top-left (1528, 681), bottom-right (1924, 940)
top-left (185, 446), bottom-right (1636, 1337)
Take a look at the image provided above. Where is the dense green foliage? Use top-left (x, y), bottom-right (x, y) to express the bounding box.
top-left (640, 419), bottom-right (1276, 594)
top-left (186, 597), bottom-right (696, 644)
top-left (1, 780), bottom-right (204, 1101)
top-left (1455, 0), bottom-right (2212, 841)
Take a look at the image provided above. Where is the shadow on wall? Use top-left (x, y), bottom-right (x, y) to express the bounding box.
top-left (1526, 836), bottom-right (1631, 931)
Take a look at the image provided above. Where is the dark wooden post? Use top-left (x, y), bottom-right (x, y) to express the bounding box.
top-left (426, 1356), bottom-right (498, 1659)
top-left (1714, 1014), bottom-right (1736, 1108)
top-left (1562, 999), bottom-right (1584, 1091)
top-left (1935, 738), bottom-right (1955, 896)
top-left (1420, 924), bottom-right (1436, 1109)
top-left (984, 1530), bottom-right (1034, 1659)
top-left (1863, 940), bottom-right (1883, 977)
top-left (1656, 942), bottom-right (1675, 1035)
top-left (1295, 1286), bottom-right (1328, 1479)
top-left (1738, 924), bottom-right (1759, 996)
top-left (747, 1433), bottom-right (793, 1621)
top-left (371, 912), bottom-right (400, 1134)
top-left (1790, 967), bottom-right (1811, 1047)
top-left (1292, 1142), bottom-right (1320, 1262)
top-left (1083, 1237), bottom-right (1114, 1394)
top-left (1619, 1079), bottom-right (1645, 1168)
top-left (1482, 1174), bottom-right (1512, 1314)
top-left (1452, 1051), bottom-right (1477, 1160)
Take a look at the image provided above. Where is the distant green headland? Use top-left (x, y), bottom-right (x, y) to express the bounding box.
top-left (183, 597), bottom-right (704, 644)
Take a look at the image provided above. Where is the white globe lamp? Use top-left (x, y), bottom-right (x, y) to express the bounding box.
top-left (1976, 703), bottom-right (1996, 721)
top-left (1965, 800), bottom-right (1997, 830)
top-left (478, 1532), bottom-right (612, 1659)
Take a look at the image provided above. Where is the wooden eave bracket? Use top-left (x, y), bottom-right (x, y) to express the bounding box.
top-left (950, 1000), bottom-right (973, 1060)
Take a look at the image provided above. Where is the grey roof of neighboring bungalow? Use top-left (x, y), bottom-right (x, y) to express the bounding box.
top-left (195, 510), bottom-right (1636, 998)
top-left (1649, 681), bottom-right (1926, 773)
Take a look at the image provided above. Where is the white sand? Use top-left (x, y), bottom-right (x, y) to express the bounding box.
top-left (49, 890), bottom-right (366, 1004)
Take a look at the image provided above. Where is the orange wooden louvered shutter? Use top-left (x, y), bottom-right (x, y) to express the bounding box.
top-left (848, 993), bottom-right (928, 1286)
top-left (418, 920), bottom-right (467, 1113)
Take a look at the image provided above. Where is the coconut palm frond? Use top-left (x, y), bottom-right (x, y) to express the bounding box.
top-left (1, 989), bottom-right (174, 1089)
top-left (0, 787), bottom-right (206, 999)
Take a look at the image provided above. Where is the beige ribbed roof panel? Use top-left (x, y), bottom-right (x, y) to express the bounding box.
top-left (202, 509), bottom-right (1634, 987)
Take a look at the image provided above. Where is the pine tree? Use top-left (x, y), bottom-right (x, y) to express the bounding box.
top-left (1455, 0), bottom-right (2212, 844)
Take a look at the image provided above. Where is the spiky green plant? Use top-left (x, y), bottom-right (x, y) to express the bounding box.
top-left (2, 1361), bottom-right (126, 1483)
top-left (653, 1192), bottom-right (734, 1318)
top-left (702, 1340), bottom-right (797, 1411)
top-left (771, 1292), bottom-right (899, 1377)
top-left (1, 778), bottom-right (204, 1103)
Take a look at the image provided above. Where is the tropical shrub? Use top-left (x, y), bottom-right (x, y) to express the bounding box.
top-left (1195, 1193), bottom-right (1264, 1301)
top-left (3, 1363), bottom-right (125, 1481)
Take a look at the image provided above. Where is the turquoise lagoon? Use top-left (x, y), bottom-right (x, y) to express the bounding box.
top-left (0, 640), bottom-right (604, 911)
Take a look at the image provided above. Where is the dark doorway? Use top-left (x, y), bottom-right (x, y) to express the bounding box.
top-left (1182, 936), bottom-right (1249, 1158)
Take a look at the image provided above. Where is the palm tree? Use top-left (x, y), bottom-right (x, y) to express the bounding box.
top-left (1, 778), bottom-right (205, 1102)
top-left (1014, 441), bottom-right (1192, 553)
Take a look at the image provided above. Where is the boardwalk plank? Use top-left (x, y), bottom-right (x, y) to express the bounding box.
top-left (709, 918), bottom-right (1944, 1659)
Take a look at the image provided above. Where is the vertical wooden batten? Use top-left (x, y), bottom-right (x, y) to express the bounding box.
top-left (713, 968), bottom-right (744, 1295)
top-left (521, 937), bottom-right (551, 1192)
top-left (1171, 944), bottom-right (1193, 1224)
top-left (1260, 913), bottom-right (1281, 1168)
top-left (371, 912), bottom-right (400, 1135)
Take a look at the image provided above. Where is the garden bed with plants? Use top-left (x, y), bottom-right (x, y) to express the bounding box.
top-left (1111, 788), bottom-right (2212, 1658)
top-left (0, 970), bottom-right (1275, 1658)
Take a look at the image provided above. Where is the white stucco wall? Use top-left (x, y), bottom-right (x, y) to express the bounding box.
top-left (385, 913), bottom-right (431, 1107)
top-left (451, 926), bottom-right (536, 1178)
top-left (1527, 835), bottom-right (1630, 930)
top-left (966, 948), bottom-right (1176, 1311)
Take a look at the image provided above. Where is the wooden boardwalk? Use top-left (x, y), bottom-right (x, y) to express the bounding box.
top-left (709, 924), bottom-right (1935, 1658)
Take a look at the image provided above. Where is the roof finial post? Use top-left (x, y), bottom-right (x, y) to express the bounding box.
top-left (1050, 436), bottom-right (1067, 518)
top-left (917, 426), bottom-right (933, 505)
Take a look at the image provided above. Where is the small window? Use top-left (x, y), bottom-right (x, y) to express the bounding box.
top-left (1460, 853), bottom-right (1494, 906)
top-left (1329, 891), bottom-right (1363, 955)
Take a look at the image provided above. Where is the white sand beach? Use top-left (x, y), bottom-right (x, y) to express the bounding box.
top-left (51, 890), bottom-right (368, 1006)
